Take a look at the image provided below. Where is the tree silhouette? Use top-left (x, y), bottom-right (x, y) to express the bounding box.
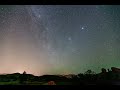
top-left (85, 70), bottom-right (95, 75)
top-left (23, 71), bottom-right (26, 74)
top-left (19, 71), bottom-right (27, 84)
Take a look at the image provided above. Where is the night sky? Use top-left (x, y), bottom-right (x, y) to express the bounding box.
top-left (0, 5), bottom-right (120, 76)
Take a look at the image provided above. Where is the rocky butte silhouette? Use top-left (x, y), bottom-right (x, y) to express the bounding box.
top-left (0, 67), bottom-right (119, 85)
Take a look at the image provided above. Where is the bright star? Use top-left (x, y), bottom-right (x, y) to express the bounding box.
top-left (81, 27), bottom-right (84, 30)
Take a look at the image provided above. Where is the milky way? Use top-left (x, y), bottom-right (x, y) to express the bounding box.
top-left (0, 5), bottom-right (120, 75)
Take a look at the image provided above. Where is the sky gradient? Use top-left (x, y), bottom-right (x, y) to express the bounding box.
top-left (0, 5), bottom-right (120, 76)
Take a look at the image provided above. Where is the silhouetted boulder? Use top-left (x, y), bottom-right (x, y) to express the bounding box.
top-left (101, 68), bottom-right (106, 73)
top-left (111, 67), bottom-right (120, 73)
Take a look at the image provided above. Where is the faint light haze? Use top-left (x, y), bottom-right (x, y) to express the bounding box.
top-left (0, 5), bottom-right (119, 76)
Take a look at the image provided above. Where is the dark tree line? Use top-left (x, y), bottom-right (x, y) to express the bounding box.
top-left (0, 67), bottom-right (119, 85)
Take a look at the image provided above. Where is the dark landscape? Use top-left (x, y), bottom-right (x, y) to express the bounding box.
top-left (0, 67), bottom-right (119, 85)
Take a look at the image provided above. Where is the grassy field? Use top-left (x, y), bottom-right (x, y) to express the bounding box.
top-left (0, 81), bottom-right (20, 85)
top-left (0, 81), bottom-right (74, 85)
top-left (25, 81), bottom-right (73, 85)
top-left (55, 82), bottom-right (73, 85)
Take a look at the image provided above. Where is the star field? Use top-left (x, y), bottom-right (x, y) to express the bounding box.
top-left (0, 5), bottom-right (119, 75)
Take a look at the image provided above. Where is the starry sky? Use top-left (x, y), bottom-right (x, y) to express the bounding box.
top-left (0, 5), bottom-right (120, 76)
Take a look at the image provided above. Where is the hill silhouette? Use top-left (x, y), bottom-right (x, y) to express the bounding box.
top-left (0, 67), bottom-right (119, 85)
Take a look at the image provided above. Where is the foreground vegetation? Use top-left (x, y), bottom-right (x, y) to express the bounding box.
top-left (0, 67), bottom-right (120, 85)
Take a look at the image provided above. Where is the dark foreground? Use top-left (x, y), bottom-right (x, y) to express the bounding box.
top-left (0, 67), bottom-right (119, 85)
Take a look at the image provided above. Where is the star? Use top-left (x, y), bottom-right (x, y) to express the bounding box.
top-left (68, 37), bottom-right (72, 41)
top-left (81, 27), bottom-right (84, 30)
top-left (38, 14), bottom-right (41, 18)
